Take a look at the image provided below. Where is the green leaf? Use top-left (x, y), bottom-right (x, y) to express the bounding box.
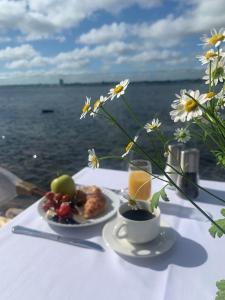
top-left (216, 280), bottom-right (225, 300)
top-left (209, 213), bottom-right (225, 238)
top-left (216, 280), bottom-right (225, 291)
top-left (150, 186), bottom-right (170, 212)
top-left (150, 191), bottom-right (161, 212)
top-left (216, 292), bottom-right (225, 300)
top-left (221, 209), bottom-right (225, 218)
top-left (160, 187), bottom-right (169, 202)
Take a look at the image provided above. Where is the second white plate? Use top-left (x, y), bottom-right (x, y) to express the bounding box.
top-left (103, 219), bottom-right (176, 258)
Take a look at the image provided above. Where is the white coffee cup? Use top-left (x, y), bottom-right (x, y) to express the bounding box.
top-left (113, 201), bottom-right (160, 244)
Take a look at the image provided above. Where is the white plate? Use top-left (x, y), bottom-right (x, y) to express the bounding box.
top-left (37, 188), bottom-right (120, 228)
top-left (102, 219), bottom-right (176, 258)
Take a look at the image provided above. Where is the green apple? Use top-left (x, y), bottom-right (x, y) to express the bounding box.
top-left (50, 175), bottom-right (76, 197)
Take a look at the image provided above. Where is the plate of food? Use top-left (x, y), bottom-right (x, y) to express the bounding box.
top-left (37, 174), bottom-right (120, 228)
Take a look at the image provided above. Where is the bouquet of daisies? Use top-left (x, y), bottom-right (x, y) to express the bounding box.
top-left (80, 28), bottom-right (225, 238)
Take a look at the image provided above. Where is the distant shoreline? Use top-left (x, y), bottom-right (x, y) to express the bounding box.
top-left (0, 79), bottom-right (203, 88)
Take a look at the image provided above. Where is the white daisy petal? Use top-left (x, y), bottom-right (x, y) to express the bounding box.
top-left (80, 97), bottom-right (91, 119)
top-left (121, 135), bottom-right (138, 157)
top-left (170, 90), bottom-right (205, 123)
top-left (201, 28), bottom-right (225, 48)
top-left (88, 149), bottom-right (99, 168)
top-left (144, 118), bottom-right (161, 133)
top-left (108, 79), bottom-right (130, 100)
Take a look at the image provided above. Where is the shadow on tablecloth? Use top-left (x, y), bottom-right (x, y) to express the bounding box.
top-left (117, 231), bottom-right (208, 270)
top-left (159, 202), bottom-right (213, 222)
top-left (196, 188), bottom-right (225, 206)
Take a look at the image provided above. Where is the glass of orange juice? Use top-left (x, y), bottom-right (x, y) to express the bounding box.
top-left (128, 160), bottom-right (152, 201)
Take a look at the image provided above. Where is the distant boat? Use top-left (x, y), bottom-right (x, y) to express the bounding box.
top-left (41, 109), bottom-right (54, 114)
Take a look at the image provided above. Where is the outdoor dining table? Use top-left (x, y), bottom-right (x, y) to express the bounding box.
top-left (0, 167), bottom-right (224, 300)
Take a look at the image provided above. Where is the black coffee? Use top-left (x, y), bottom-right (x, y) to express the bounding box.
top-left (122, 209), bottom-right (155, 221)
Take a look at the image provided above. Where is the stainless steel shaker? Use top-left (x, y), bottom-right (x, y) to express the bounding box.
top-left (164, 144), bottom-right (184, 189)
top-left (176, 148), bottom-right (200, 198)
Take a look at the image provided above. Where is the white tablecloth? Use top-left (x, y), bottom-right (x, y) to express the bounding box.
top-left (0, 167), bottom-right (225, 300)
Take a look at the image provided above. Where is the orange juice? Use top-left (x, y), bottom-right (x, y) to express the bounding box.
top-left (128, 170), bottom-right (151, 201)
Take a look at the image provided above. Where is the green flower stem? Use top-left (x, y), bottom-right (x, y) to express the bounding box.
top-left (122, 96), bottom-right (144, 128)
top-left (99, 153), bottom-right (169, 184)
top-left (122, 95), bottom-right (186, 174)
top-left (99, 155), bottom-right (123, 160)
top-left (196, 120), bottom-right (225, 152)
top-left (209, 61), bottom-right (212, 91)
top-left (101, 106), bottom-right (225, 233)
top-left (121, 96), bottom-right (163, 160)
top-left (91, 109), bottom-right (111, 121)
top-left (122, 95), bottom-right (168, 158)
top-left (155, 130), bottom-right (185, 175)
top-left (128, 158), bottom-right (169, 184)
top-left (122, 93), bottom-right (184, 179)
top-left (122, 95), bottom-right (182, 177)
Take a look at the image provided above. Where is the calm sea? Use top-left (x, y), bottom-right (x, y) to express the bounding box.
top-left (0, 81), bottom-right (224, 191)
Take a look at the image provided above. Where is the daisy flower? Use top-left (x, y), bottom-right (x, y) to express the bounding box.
top-left (108, 79), bottom-right (129, 100)
top-left (170, 89), bottom-right (207, 122)
top-left (197, 49), bottom-right (220, 65)
top-left (204, 91), bottom-right (216, 101)
top-left (201, 28), bottom-right (225, 48)
top-left (90, 96), bottom-right (107, 117)
top-left (174, 128), bottom-right (191, 143)
top-left (122, 135), bottom-right (138, 158)
top-left (80, 97), bottom-right (91, 119)
top-left (203, 57), bottom-right (225, 86)
top-left (88, 149), bottom-right (99, 168)
top-left (144, 118), bottom-right (161, 133)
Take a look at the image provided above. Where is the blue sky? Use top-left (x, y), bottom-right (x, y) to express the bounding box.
top-left (0, 0), bottom-right (224, 84)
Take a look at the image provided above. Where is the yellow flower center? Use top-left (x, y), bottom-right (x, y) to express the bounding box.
top-left (204, 51), bottom-right (217, 60)
top-left (91, 155), bottom-right (98, 168)
top-left (94, 99), bottom-right (101, 110)
top-left (114, 85), bottom-right (123, 94)
top-left (147, 124), bottom-right (156, 130)
top-left (126, 142), bottom-right (134, 153)
top-left (206, 91), bottom-right (215, 99)
top-left (208, 34), bottom-right (224, 45)
top-left (82, 103), bottom-right (90, 113)
top-left (184, 98), bottom-right (197, 112)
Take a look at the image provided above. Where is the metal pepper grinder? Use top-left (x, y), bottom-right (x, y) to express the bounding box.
top-left (176, 148), bottom-right (199, 199)
top-left (164, 144), bottom-right (184, 189)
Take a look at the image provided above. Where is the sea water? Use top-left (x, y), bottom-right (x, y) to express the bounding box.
top-left (0, 81), bottom-right (223, 191)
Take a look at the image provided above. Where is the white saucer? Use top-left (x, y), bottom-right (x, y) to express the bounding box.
top-left (102, 219), bottom-right (176, 258)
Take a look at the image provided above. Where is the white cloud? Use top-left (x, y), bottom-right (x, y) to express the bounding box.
top-left (55, 59), bottom-right (89, 70)
top-left (77, 0), bottom-right (225, 49)
top-left (5, 56), bottom-right (49, 69)
top-left (0, 0), bottom-right (224, 83)
top-left (0, 44), bottom-right (39, 60)
top-left (116, 49), bottom-right (181, 64)
top-left (0, 0), bottom-right (161, 40)
top-left (78, 22), bottom-right (129, 44)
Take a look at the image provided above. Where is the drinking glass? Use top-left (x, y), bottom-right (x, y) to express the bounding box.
top-left (128, 160), bottom-right (152, 201)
